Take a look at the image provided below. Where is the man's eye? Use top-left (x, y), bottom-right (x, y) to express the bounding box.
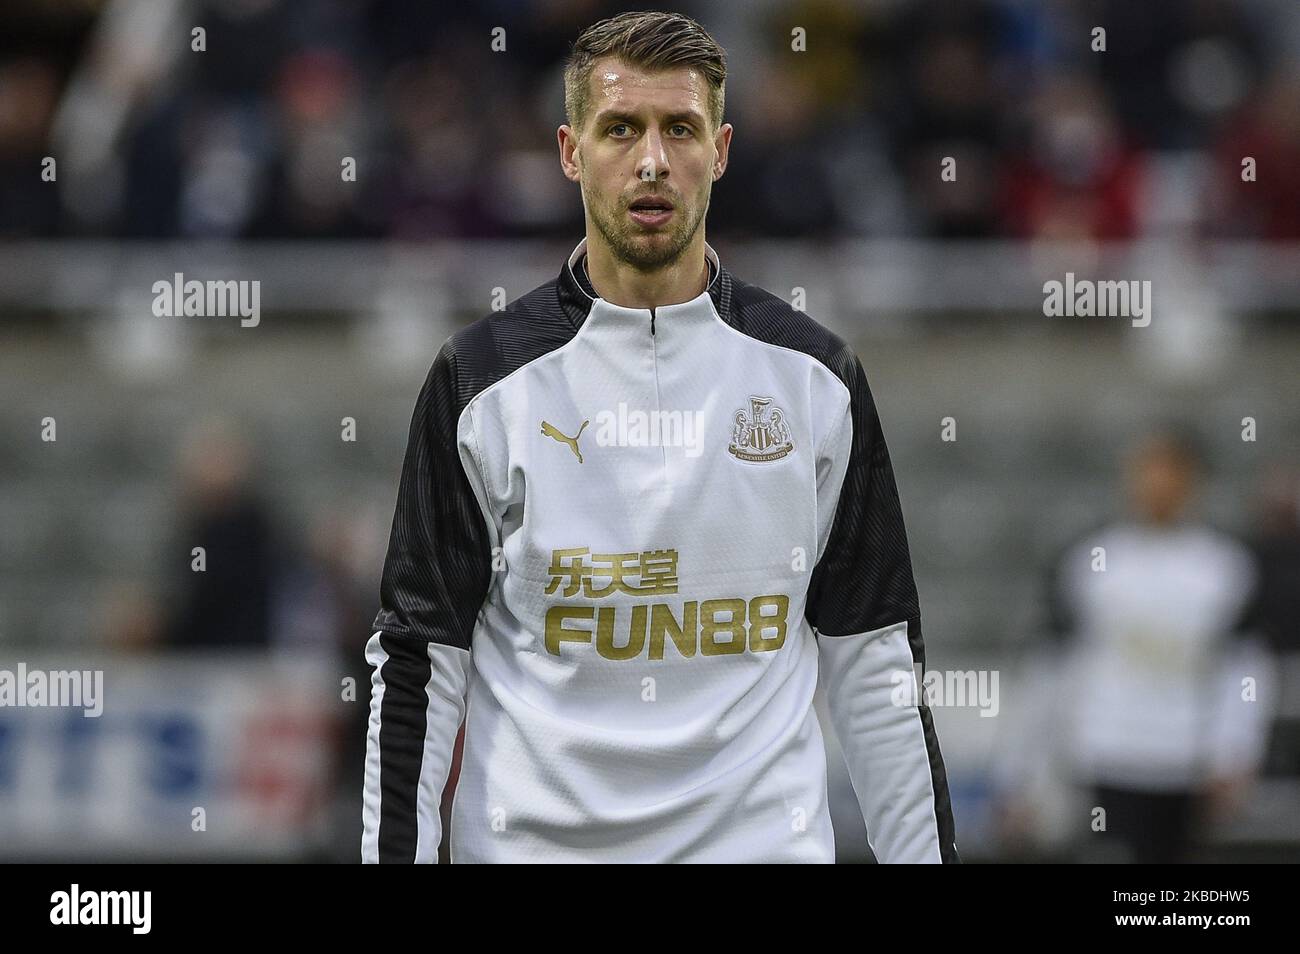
top-left (609, 123), bottom-right (632, 137)
top-left (670, 124), bottom-right (692, 137)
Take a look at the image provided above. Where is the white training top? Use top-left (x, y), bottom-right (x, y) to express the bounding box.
top-left (361, 238), bottom-right (958, 863)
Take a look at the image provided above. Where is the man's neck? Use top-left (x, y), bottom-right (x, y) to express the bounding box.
top-left (582, 252), bottom-right (713, 303)
top-left (581, 238), bottom-right (711, 309)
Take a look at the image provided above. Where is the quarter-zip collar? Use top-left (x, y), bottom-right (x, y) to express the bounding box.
top-left (556, 236), bottom-right (730, 338)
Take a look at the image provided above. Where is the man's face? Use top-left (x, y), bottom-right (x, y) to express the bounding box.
top-left (1127, 439), bottom-right (1195, 524)
top-left (561, 56), bottom-right (730, 270)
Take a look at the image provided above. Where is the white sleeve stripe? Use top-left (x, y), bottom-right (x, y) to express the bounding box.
top-left (817, 619), bottom-right (945, 863)
top-left (361, 632), bottom-right (388, 864)
top-left (414, 641), bottom-right (472, 862)
top-left (362, 633), bottom-right (469, 863)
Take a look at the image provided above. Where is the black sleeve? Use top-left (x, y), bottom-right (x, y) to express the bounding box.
top-left (362, 340), bottom-right (494, 863)
top-left (372, 340), bottom-right (493, 649)
top-left (804, 349), bottom-right (921, 640)
top-left (806, 345), bottom-right (960, 864)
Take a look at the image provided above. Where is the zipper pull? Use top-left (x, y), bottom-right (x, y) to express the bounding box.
top-left (650, 311), bottom-right (656, 336)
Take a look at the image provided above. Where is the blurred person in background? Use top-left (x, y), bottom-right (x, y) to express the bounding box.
top-left (272, 510), bottom-right (372, 654)
top-left (999, 73), bottom-right (1144, 240)
top-left (1245, 462), bottom-right (1300, 779)
top-left (159, 418), bottom-right (278, 648)
top-left (1210, 69), bottom-right (1300, 240)
top-left (269, 508), bottom-right (382, 860)
top-left (997, 431), bottom-right (1275, 863)
top-left (1089, 0), bottom-right (1263, 151)
top-left (99, 418), bottom-right (281, 651)
top-left (885, 0), bottom-right (1007, 237)
top-left (0, 56), bottom-right (63, 236)
top-left (1249, 462), bottom-right (1300, 657)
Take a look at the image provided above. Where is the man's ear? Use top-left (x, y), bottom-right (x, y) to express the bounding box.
top-left (713, 122), bottom-right (733, 180)
top-left (558, 124), bottom-right (582, 183)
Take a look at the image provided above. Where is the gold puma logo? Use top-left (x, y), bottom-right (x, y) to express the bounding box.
top-left (541, 419), bottom-right (589, 463)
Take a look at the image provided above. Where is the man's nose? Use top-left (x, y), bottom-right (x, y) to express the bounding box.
top-left (635, 130), bottom-right (670, 181)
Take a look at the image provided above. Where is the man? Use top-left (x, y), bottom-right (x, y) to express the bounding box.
top-left (362, 11), bottom-right (958, 863)
top-left (1041, 432), bottom-right (1274, 863)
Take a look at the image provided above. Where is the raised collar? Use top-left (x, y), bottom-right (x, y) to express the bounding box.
top-left (556, 236), bottom-right (731, 334)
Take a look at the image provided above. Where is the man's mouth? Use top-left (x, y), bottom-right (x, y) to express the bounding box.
top-left (628, 197), bottom-right (675, 227)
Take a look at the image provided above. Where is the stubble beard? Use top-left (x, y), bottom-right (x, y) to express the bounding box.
top-left (586, 181), bottom-right (706, 272)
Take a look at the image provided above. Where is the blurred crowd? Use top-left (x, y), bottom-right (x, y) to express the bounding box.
top-left (2, 0), bottom-right (1299, 242)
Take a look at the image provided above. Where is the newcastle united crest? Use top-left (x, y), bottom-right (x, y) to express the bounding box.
top-left (728, 395), bottom-right (794, 463)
